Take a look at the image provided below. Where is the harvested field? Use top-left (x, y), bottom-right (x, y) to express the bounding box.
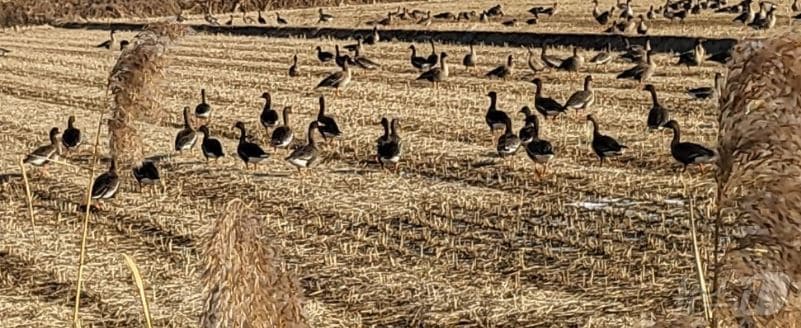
top-left (0, 23), bottom-right (724, 326)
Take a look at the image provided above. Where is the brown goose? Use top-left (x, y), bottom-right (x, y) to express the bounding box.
top-left (318, 8), bottom-right (334, 23)
top-left (276, 13), bottom-right (288, 25)
top-left (288, 54), bottom-right (300, 77)
top-left (636, 15), bottom-right (648, 34)
top-left (409, 44), bottom-right (430, 70)
top-left (96, 30), bottom-right (116, 49)
top-left (260, 92), bottom-right (279, 130)
top-left (496, 116), bottom-right (521, 157)
top-left (425, 40), bottom-right (439, 68)
top-left (486, 91), bottom-right (511, 136)
top-left (486, 54), bottom-right (513, 79)
top-left (463, 43), bottom-right (476, 70)
top-left (90, 158), bottom-right (120, 209)
top-left (541, 47), bottom-right (562, 68)
top-left (676, 38), bottom-right (706, 67)
top-left (527, 47), bottom-right (546, 72)
top-left (353, 48), bottom-right (381, 70)
top-left (594, 1), bottom-right (615, 25)
top-left (316, 46), bottom-right (334, 62)
top-left (417, 52), bottom-right (449, 88)
top-left (558, 47), bottom-right (584, 72)
top-left (531, 78), bottom-right (565, 119)
top-left (175, 107), bottom-right (197, 152)
top-left (316, 60), bottom-right (352, 95)
top-left (589, 44), bottom-right (614, 65)
top-left (688, 72), bottom-right (724, 100)
top-left (364, 26), bottom-right (380, 44)
top-left (563, 75), bottom-right (595, 115)
top-left (643, 84), bottom-right (670, 131)
top-left (24, 127), bottom-right (60, 170)
top-left (617, 50), bottom-right (655, 84)
top-left (62, 116), bottom-right (81, 151)
top-left (377, 118), bottom-right (402, 170)
top-left (523, 112), bottom-right (555, 177)
top-left (665, 120), bottom-right (717, 172)
top-left (270, 106), bottom-right (294, 150)
top-left (587, 114), bottom-right (627, 165)
top-left (286, 121), bottom-right (320, 173)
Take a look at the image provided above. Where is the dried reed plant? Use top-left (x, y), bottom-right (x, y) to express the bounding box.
top-left (107, 20), bottom-right (189, 166)
top-left (200, 199), bottom-right (308, 328)
top-left (715, 32), bottom-right (801, 327)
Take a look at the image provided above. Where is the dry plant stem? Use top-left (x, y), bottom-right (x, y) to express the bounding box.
top-left (690, 196), bottom-right (712, 322)
top-left (72, 115), bottom-right (104, 326)
top-left (122, 254), bottom-right (154, 328)
top-left (19, 157), bottom-right (35, 241)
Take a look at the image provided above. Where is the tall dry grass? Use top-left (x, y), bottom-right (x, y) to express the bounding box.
top-left (107, 21), bottom-right (188, 166)
top-left (714, 32), bottom-right (801, 327)
top-left (200, 199), bottom-right (307, 328)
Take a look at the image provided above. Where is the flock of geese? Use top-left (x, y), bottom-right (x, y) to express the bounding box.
top-left (17, 1), bottom-right (742, 209)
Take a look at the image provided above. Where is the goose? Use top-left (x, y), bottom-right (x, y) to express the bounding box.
top-left (589, 44), bottom-right (614, 65)
top-left (260, 92), bottom-right (279, 130)
top-left (688, 72), bottom-right (724, 100)
top-left (620, 0), bottom-right (634, 18)
top-left (496, 116), bottom-right (521, 157)
top-left (749, 6), bottom-right (776, 29)
top-left (665, 8), bottom-right (688, 21)
top-left (288, 54), bottom-right (300, 77)
top-left (377, 118), bottom-right (402, 169)
top-left (204, 13), bottom-right (220, 25)
top-left (417, 52), bottom-right (449, 88)
top-left (425, 40), bottom-right (439, 68)
top-left (485, 91), bottom-right (511, 136)
top-left (195, 89), bottom-right (212, 119)
top-left (463, 43), bottom-right (476, 70)
top-left (276, 13), bottom-right (288, 25)
top-left (364, 26), bottom-right (380, 45)
top-left (486, 4), bottom-right (505, 16)
top-left (558, 47), bottom-right (584, 72)
top-left (501, 18), bottom-right (518, 26)
top-left (353, 48), bottom-right (381, 70)
top-left (417, 11), bottom-right (433, 26)
top-left (518, 106), bottom-right (538, 144)
top-left (676, 38), bottom-right (705, 67)
top-left (594, 1), bottom-right (615, 24)
top-left (24, 127), bottom-right (60, 169)
top-left (480, 11), bottom-right (489, 22)
top-left (96, 30), bottom-right (116, 49)
top-left (318, 8), bottom-right (334, 23)
top-left (617, 50), bottom-right (656, 84)
top-left (376, 117), bottom-right (392, 147)
top-left (316, 96), bottom-right (342, 142)
top-left (636, 15), bottom-right (648, 34)
top-left (647, 5), bottom-right (656, 20)
top-left (409, 44), bottom-right (430, 70)
top-left (793, 0), bottom-right (800, 12)
top-left (199, 125), bottom-right (225, 161)
top-left (90, 158), bottom-right (120, 209)
top-left (316, 46), bottom-right (334, 62)
top-left (541, 47), bottom-right (562, 68)
top-left (733, 4), bottom-right (754, 24)
top-left (587, 114), bottom-right (627, 165)
top-left (119, 40), bottom-right (129, 50)
top-left (0, 48), bottom-right (10, 56)
top-left (433, 11), bottom-right (457, 20)
top-left (62, 115), bottom-right (81, 151)
top-left (132, 160), bottom-right (160, 191)
top-left (526, 47), bottom-right (546, 72)
top-left (523, 112), bottom-right (555, 177)
top-left (643, 84), bottom-right (670, 131)
top-left (286, 121), bottom-right (320, 173)
top-left (531, 78), bottom-right (565, 119)
top-left (538, 2), bottom-right (559, 16)
top-left (620, 39), bottom-right (651, 63)
top-left (257, 10), bottom-right (267, 24)
top-left (376, 12), bottom-right (394, 26)
top-left (344, 38), bottom-right (363, 53)
top-left (334, 45), bottom-right (349, 67)
top-left (225, 15), bottom-right (233, 26)
top-left (234, 121), bottom-right (269, 169)
top-left (486, 54), bottom-right (513, 79)
top-left (175, 107), bottom-right (197, 152)
top-left (706, 49), bottom-right (732, 64)
top-left (664, 120), bottom-right (717, 172)
top-left (270, 107), bottom-right (294, 150)
top-left (563, 75), bottom-right (595, 115)
top-left (525, 17), bottom-right (539, 25)
top-left (316, 60), bottom-right (352, 96)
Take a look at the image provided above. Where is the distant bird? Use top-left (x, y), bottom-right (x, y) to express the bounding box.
top-left (199, 125), bottom-right (225, 161)
top-left (433, 11), bottom-right (457, 20)
top-left (417, 11), bottom-right (433, 26)
top-left (234, 121), bottom-right (269, 169)
top-left (409, 44), bottom-right (430, 70)
top-left (749, 7), bottom-right (776, 29)
top-left (558, 47), bottom-right (584, 72)
top-left (643, 84), bottom-right (670, 131)
top-left (276, 13), bottom-right (288, 25)
top-left (617, 50), bottom-right (656, 84)
top-left (526, 47), bottom-right (546, 72)
top-left (0, 48), bottom-right (10, 56)
top-left (463, 43), bottom-right (477, 70)
top-left (688, 72), bottom-right (724, 100)
top-left (486, 4), bottom-right (505, 17)
top-left (486, 54), bottom-right (514, 79)
top-left (664, 120), bottom-right (718, 172)
top-left (175, 107), bottom-right (197, 152)
top-left (518, 107), bottom-right (539, 144)
top-left (318, 8), bottom-right (335, 23)
top-left (334, 45), bottom-right (349, 67)
top-left (316, 96), bottom-right (342, 142)
top-left (523, 111), bottom-right (555, 177)
top-left (620, 39), bottom-right (651, 63)
top-left (541, 47), bottom-right (563, 68)
top-left (587, 114), bottom-right (627, 165)
top-left (563, 75), bottom-right (595, 115)
top-left (286, 121), bottom-right (320, 173)
top-left (376, 118), bottom-right (402, 169)
top-left (525, 17), bottom-right (539, 25)
top-left (502, 18), bottom-right (518, 26)
top-left (119, 40), bottom-right (129, 50)
top-left (195, 89), bottom-right (212, 119)
top-left (531, 78), bottom-right (565, 119)
top-left (288, 54), bottom-right (300, 77)
top-left (270, 106), bottom-right (295, 150)
top-left (260, 92), bottom-right (279, 131)
top-left (316, 60), bottom-right (352, 95)
top-left (225, 15), bottom-right (234, 26)
top-left (620, 0), bottom-right (634, 18)
top-left (62, 116), bottom-right (81, 151)
top-left (676, 38), bottom-right (706, 67)
top-left (417, 52), bottom-right (449, 88)
top-left (593, 1), bottom-right (615, 24)
top-left (485, 91), bottom-right (511, 137)
top-left (647, 5), bottom-right (656, 20)
top-left (24, 127), bottom-right (61, 171)
top-left (530, 2), bottom-right (559, 16)
top-left (90, 158), bottom-right (120, 208)
top-left (344, 38), bottom-right (363, 53)
top-left (375, 12), bottom-right (394, 26)
top-left (316, 46), bottom-right (334, 62)
top-left (96, 30), bottom-right (116, 49)
top-left (132, 160), bottom-right (160, 191)
top-left (364, 26), bottom-right (380, 45)
top-left (204, 13), bottom-right (220, 25)
top-left (733, 5), bottom-right (755, 24)
top-left (257, 10), bottom-right (267, 24)
top-left (353, 48), bottom-right (381, 70)
top-left (589, 44), bottom-right (614, 65)
top-left (636, 15), bottom-right (648, 34)
top-left (496, 116), bottom-right (521, 157)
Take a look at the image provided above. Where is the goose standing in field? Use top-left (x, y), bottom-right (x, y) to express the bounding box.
top-left (620, 39), bottom-right (651, 63)
top-left (334, 45), bottom-right (349, 67)
top-left (199, 125), bottom-right (225, 161)
top-left (225, 15), bottom-right (234, 25)
top-left (563, 75), bottom-right (595, 116)
top-left (676, 38), bottom-right (706, 67)
top-left (531, 78), bottom-right (565, 119)
top-left (523, 111), bottom-right (555, 177)
top-left (433, 11), bottom-right (457, 20)
top-left (425, 40), bottom-right (439, 68)
top-left (195, 89), bottom-right (212, 119)
top-left (526, 47), bottom-right (546, 72)
top-left (62, 116), bottom-right (81, 151)
top-left (643, 84), bottom-right (670, 130)
top-left (316, 60), bottom-right (352, 96)
top-left (486, 54), bottom-right (514, 79)
top-left (558, 47), bottom-right (584, 72)
top-left (496, 116), bottom-right (521, 157)
top-left (96, 30), bottom-right (116, 49)
top-left (276, 13), bottom-right (288, 25)
top-left (485, 91), bottom-right (511, 138)
top-left (353, 48), bottom-right (381, 70)
top-left (270, 106), bottom-right (295, 150)
top-left (733, 4), bottom-right (754, 24)
top-left (316, 46), bottom-right (334, 62)
top-left (617, 50), bottom-right (656, 84)
top-left (664, 120), bottom-right (717, 172)
top-left (589, 44), bottom-right (614, 65)
top-left (409, 44), bottom-right (430, 70)
top-left (258, 10), bottom-right (267, 24)
top-left (377, 118), bottom-right (402, 170)
top-left (204, 13), bottom-right (220, 25)
top-left (234, 121), bottom-right (269, 169)
top-left (636, 15), bottom-right (648, 34)
top-left (24, 127), bottom-right (60, 172)
top-left (132, 160), bottom-right (161, 191)
top-left (175, 107), bottom-right (197, 152)
top-left (518, 106), bottom-right (538, 144)
top-left (647, 5), bottom-right (656, 20)
top-left (318, 8), bottom-right (335, 23)
top-left (344, 38), bottom-right (363, 53)
top-left (417, 11), bottom-right (433, 26)
top-left (90, 158), bottom-right (120, 209)
top-left (463, 43), bottom-right (477, 71)
top-left (541, 47), bottom-right (563, 68)
top-left (688, 72), bottom-right (724, 100)
top-left (587, 114), bottom-right (626, 165)
top-left (417, 52), bottom-right (449, 88)
top-left (316, 96), bottom-right (342, 142)
top-left (288, 54), bottom-right (300, 77)
top-left (364, 26), bottom-right (380, 45)
top-left (260, 92), bottom-right (279, 131)
top-left (594, 1), bottom-right (615, 25)
top-left (286, 121), bottom-right (320, 173)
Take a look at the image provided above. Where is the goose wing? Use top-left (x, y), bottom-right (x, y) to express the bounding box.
top-left (316, 71), bottom-right (345, 88)
top-left (91, 171), bottom-right (120, 199)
